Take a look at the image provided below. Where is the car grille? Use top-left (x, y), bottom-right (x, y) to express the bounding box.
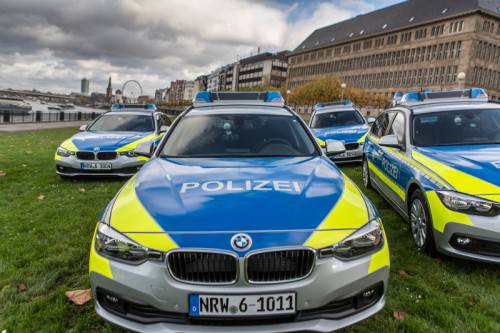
top-left (246, 249), bottom-right (315, 283)
top-left (76, 151), bottom-right (95, 160)
top-left (344, 143), bottom-right (359, 150)
top-left (97, 152), bottom-right (117, 160)
top-left (167, 251), bottom-right (238, 284)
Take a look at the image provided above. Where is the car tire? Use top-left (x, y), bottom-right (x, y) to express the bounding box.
top-left (409, 189), bottom-right (436, 256)
top-left (362, 157), bottom-right (372, 189)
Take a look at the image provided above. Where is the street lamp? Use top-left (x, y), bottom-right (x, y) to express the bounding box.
top-left (340, 82), bottom-right (347, 101)
top-left (457, 72), bottom-right (466, 90)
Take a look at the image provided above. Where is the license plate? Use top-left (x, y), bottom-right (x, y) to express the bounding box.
top-left (80, 162), bottom-right (112, 170)
top-left (334, 151), bottom-right (356, 159)
top-left (189, 293), bottom-right (296, 317)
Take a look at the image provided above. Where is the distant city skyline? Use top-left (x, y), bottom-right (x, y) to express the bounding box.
top-left (0, 0), bottom-right (403, 95)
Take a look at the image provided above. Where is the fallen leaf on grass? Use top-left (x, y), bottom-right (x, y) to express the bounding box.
top-left (79, 188), bottom-right (86, 193)
top-left (17, 283), bottom-right (28, 293)
top-left (89, 329), bottom-right (99, 333)
top-left (37, 195), bottom-right (45, 200)
top-left (22, 164), bottom-right (27, 167)
top-left (393, 310), bottom-right (407, 321)
top-left (65, 289), bottom-right (92, 305)
top-left (398, 270), bottom-right (409, 277)
top-left (0, 171), bottom-right (6, 177)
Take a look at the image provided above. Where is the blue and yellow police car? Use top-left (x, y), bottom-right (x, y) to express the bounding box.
top-left (309, 101), bottom-right (375, 163)
top-left (363, 88), bottom-right (500, 264)
top-left (89, 91), bottom-right (390, 332)
top-left (54, 104), bottom-right (170, 177)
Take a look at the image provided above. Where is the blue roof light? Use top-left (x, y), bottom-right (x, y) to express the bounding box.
top-left (194, 91), bottom-right (211, 103)
top-left (470, 88), bottom-right (487, 98)
top-left (265, 91), bottom-right (283, 102)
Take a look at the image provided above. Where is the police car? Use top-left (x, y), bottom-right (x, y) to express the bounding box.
top-left (89, 91), bottom-right (390, 332)
top-left (309, 101), bottom-right (375, 163)
top-left (363, 88), bottom-right (500, 263)
top-left (54, 104), bottom-right (170, 177)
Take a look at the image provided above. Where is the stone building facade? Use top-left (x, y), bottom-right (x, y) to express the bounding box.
top-left (287, 0), bottom-right (500, 101)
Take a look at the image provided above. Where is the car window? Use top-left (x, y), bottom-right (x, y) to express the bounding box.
top-left (157, 114), bottom-right (172, 128)
top-left (310, 110), bottom-right (365, 128)
top-left (387, 112), bottom-right (405, 143)
top-left (88, 114), bottom-right (154, 132)
top-left (413, 108), bottom-right (500, 146)
top-left (161, 113), bottom-right (317, 157)
top-left (370, 112), bottom-right (394, 138)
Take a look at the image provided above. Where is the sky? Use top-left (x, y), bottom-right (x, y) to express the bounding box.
top-left (0, 0), bottom-right (403, 96)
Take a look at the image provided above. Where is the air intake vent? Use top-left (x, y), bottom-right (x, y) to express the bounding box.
top-left (246, 249), bottom-right (315, 283)
top-left (167, 251), bottom-right (238, 284)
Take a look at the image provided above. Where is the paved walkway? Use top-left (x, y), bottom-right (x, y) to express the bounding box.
top-left (0, 121), bottom-right (88, 132)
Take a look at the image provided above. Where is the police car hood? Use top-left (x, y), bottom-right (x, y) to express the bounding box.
top-left (71, 131), bottom-right (151, 151)
top-left (311, 124), bottom-right (368, 143)
top-left (413, 145), bottom-right (500, 195)
top-left (110, 156), bottom-right (370, 253)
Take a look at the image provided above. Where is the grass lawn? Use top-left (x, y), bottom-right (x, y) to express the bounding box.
top-left (0, 128), bottom-right (499, 333)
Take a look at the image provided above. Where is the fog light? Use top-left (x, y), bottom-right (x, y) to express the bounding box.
top-left (105, 294), bottom-right (119, 304)
top-left (363, 289), bottom-right (376, 298)
top-left (456, 237), bottom-right (471, 246)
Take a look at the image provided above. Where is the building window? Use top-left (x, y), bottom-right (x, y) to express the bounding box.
top-left (363, 40), bottom-right (372, 49)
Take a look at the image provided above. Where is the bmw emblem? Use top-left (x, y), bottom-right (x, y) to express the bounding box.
top-left (93, 147), bottom-right (100, 152)
top-left (231, 233), bottom-right (252, 251)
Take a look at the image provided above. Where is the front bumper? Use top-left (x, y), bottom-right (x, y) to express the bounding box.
top-left (55, 154), bottom-right (146, 177)
top-left (434, 221), bottom-right (500, 264)
top-left (330, 145), bottom-right (363, 163)
top-left (90, 245), bottom-right (389, 332)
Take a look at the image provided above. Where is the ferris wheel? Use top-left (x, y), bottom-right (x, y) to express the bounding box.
top-left (121, 80), bottom-right (143, 101)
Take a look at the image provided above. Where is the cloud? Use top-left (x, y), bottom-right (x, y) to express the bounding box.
top-left (0, 0), bottom-right (388, 95)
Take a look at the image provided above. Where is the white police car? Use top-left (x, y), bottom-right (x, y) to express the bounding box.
top-left (89, 91), bottom-right (390, 332)
top-left (309, 101), bottom-right (374, 163)
top-left (55, 104), bottom-right (170, 177)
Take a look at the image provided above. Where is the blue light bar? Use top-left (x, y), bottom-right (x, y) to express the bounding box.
top-left (399, 88), bottom-right (488, 105)
top-left (110, 103), bottom-right (157, 111)
top-left (314, 100), bottom-right (353, 110)
top-left (193, 91), bottom-right (284, 106)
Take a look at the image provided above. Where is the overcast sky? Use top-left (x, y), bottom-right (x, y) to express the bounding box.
top-left (0, 0), bottom-right (402, 96)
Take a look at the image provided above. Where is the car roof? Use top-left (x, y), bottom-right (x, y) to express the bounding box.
top-left (187, 105), bottom-right (293, 117)
top-left (409, 102), bottom-right (499, 114)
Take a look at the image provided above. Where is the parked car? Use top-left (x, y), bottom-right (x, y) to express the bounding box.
top-left (89, 91), bottom-right (390, 332)
top-left (54, 104), bottom-right (170, 177)
top-left (363, 88), bottom-right (500, 264)
top-left (309, 100), bottom-right (374, 163)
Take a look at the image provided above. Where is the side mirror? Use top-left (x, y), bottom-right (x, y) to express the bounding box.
top-left (79, 125), bottom-right (87, 131)
top-left (379, 134), bottom-right (401, 149)
top-left (325, 140), bottom-right (346, 156)
top-left (367, 117), bottom-right (376, 125)
top-left (159, 125), bottom-right (169, 133)
top-left (134, 141), bottom-right (154, 158)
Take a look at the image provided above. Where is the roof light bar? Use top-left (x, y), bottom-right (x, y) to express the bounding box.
top-left (397, 88), bottom-right (488, 105)
top-left (314, 100), bottom-right (353, 110)
top-left (193, 91), bottom-right (284, 106)
top-left (111, 103), bottom-right (157, 111)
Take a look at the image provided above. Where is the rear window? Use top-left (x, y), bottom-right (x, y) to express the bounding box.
top-left (311, 110), bottom-right (365, 129)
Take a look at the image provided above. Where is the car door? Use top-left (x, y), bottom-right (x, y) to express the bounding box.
top-left (378, 111), bottom-right (409, 213)
top-left (365, 111), bottom-right (398, 203)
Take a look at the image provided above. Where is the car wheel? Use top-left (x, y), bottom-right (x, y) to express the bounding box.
top-left (409, 189), bottom-right (436, 255)
top-left (362, 157), bottom-right (371, 189)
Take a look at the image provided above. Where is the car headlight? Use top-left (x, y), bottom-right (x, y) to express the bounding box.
top-left (319, 220), bottom-right (383, 259)
top-left (95, 223), bottom-right (149, 264)
top-left (56, 147), bottom-right (75, 157)
top-left (119, 150), bottom-right (136, 158)
top-left (436, 191), bottom-right (499, 216)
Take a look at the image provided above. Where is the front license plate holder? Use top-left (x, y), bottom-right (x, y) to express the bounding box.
top-left (189, 292), bottom-right (296, 317)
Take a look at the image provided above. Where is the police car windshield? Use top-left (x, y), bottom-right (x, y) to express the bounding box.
top-left (88, 114), bottom-right (154, 132)
top-left (413, 108), bottom-right (500, 146)
top-left (311, 110), bottom-right (365, 129)
top-left (161, 114), bottom-right (317, 157)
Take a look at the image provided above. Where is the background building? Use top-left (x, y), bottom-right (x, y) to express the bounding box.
top-left (105, 77), bottom-right (113, 102)
top-left (287, 0), bottom-right (500, 101)
top-left (80, 78), bottom-right (89, 95)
